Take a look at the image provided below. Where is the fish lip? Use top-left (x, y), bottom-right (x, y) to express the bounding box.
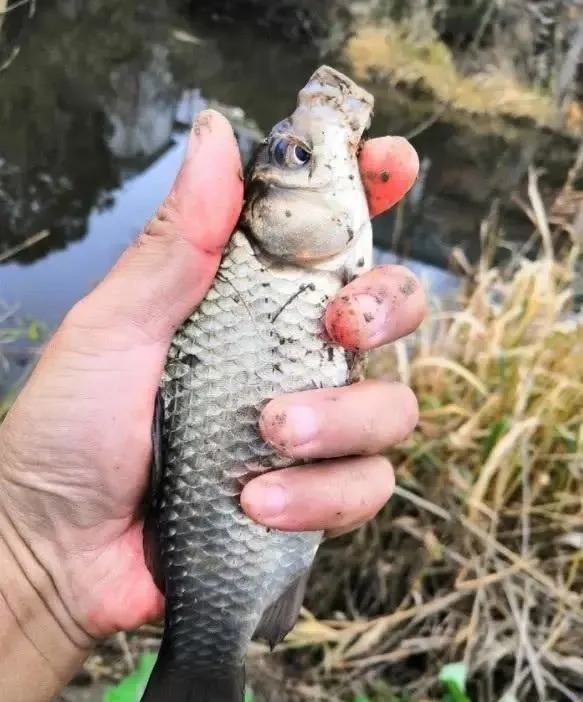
top-left (247, 174), bottom-right (329, 192)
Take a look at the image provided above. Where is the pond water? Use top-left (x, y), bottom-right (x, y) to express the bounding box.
top-left (0, 0), bottom-right (578, 392)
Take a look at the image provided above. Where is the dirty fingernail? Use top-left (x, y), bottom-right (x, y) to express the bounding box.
top-left (246, 482), bottom-right (287, 518)
top-left (186, 110), bottom-right (214, 154)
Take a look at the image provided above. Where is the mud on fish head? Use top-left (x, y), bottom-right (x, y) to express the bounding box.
top-left (241, 65), bottom-right (375, 265)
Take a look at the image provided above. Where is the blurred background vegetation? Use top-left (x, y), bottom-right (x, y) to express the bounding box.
top-left (1, 1), bottom-right (582, 701)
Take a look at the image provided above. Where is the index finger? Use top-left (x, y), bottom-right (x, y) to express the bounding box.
top-left (359, 136), bottom-right (419, 217)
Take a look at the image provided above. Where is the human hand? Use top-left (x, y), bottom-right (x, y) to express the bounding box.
top-left (0, 110), bottom-right (424, 654)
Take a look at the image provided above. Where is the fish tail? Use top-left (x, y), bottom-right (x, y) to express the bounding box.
top-left (140, 651), bottom-right (245, 702)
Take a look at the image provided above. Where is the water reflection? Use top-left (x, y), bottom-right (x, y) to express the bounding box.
top-left (0, 0), bottom-right (578, 326)
top-left (0, 2), bottom-right (125, 263)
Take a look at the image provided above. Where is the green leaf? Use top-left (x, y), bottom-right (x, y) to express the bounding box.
top-left (439, 662), bottom-right (467, 690)
top-left (439, 662), bottom-right (471, 702)
top-left (102, 653), bottom-right (158, 702)
top-left (420, 394), bottom-right (441, 410)
top-left (26, 319), bottom-right (43, 342)
top-left (352, 696), bottom-right (370, 702)
top-left (244, 688), bottom-right (255, 702)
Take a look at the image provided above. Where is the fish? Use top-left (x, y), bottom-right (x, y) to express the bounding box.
top-left (140, 65), bottom-right (375, 702)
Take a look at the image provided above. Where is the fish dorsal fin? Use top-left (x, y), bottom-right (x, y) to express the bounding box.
top-left (253, 569), bottom-right (311, 649)
top-left (143, 389), bottom-right (166, 594)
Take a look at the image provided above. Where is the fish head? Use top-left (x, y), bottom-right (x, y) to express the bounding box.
top-left (241, 65), bottom-right (375, 265)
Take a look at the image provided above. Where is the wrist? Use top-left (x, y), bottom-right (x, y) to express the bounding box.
top-left (0, 497), bottom-right (92, 700)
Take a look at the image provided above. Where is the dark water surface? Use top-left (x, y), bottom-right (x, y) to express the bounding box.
top-left (0, 1), bottom-right (577, 385)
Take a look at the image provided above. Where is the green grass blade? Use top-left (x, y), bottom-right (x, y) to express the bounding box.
top-left (102, 653), bottom-right (157, 702)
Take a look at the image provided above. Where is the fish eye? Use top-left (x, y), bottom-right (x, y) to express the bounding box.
top-left (270, 137), bottom-right (311, 169)
top-left (292, 144), bottom-right (311, 166)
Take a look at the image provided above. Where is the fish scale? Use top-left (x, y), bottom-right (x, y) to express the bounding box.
top-left (155, 230), bottom-right (347, 671)
top-left (141, 65), bottom-right (375, 702)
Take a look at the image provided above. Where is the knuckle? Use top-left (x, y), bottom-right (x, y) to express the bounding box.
top-left (137, 198), bottom-right (182, 245)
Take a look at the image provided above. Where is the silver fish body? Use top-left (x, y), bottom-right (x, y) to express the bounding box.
top-left (141, 66), bottom-right (375, 702)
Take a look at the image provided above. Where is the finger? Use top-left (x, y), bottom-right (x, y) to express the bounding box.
top-left (71, 110), bottom-right (244, 343)
top-left (359, 136), bottom-right (419, 217)
top-left (259, 380), bottom-right (418, 460)
top-left (325, 265), bottom-right (427, 350)
top-left (240, 456), bottom-right (394, 532)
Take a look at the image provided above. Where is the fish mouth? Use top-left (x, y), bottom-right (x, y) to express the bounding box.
top-left (243, 174), bottom-right (330, 222)
top-left (246, 173), bottom-right (329, 193)
top-left (243, 175), bottom-right (312, 225)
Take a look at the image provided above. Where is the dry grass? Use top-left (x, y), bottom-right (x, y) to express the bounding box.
top-left (343, 23), bottom-right (563, 132)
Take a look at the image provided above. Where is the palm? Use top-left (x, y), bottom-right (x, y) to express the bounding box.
top-left (63, 342), bottom-right (167, 636)
top-left (2, 322), bottom-right (167, 636)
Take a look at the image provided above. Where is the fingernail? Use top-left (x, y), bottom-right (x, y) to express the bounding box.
top-left (261, 404), bottom-right (319, 450)
top-left (186, 110), bottom-right (214, 155)
top-left (248, 482), bottom-right (287, 518)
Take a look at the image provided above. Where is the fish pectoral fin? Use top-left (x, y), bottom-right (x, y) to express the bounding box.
top-left (253, 569), bottom-right (311, 650)
top-left (143, 388), bottom-right (165, 594)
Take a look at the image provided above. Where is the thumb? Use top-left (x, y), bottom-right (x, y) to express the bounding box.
top-left (73, 110), bottom-right (244, 343)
